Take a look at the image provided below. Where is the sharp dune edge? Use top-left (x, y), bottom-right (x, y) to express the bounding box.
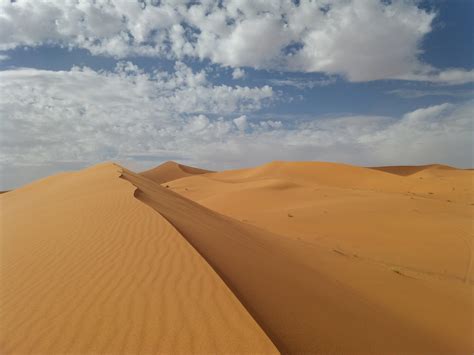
top-left (1, 161), bottom-right (473, 354)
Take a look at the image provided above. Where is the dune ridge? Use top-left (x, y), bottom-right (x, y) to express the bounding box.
top-left (0, 163), bottom-right (276, 354)
top-left (122, 166), bottom-right (473, 354)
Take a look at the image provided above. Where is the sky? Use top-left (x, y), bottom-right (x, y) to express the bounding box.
top-left (0, 0), bottom-right (473, 190)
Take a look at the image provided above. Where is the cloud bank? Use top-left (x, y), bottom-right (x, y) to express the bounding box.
top-left (0, 62), bottom-right (272, 168)
top-left (0, 0), bottom-right (472, 83)
top-left (0, 64), bottom-right (471, 189)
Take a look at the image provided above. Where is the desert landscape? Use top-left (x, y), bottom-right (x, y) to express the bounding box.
top-left (1, 1), bottom-right (473, 353)
top-left (1, 160), bottom-right (472, 354)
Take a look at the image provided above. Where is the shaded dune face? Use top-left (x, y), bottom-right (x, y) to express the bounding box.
top-left (122, 167), bottom-right (473, 354)
top-left (139, 161), bottom-right (213, 184)
top-left (0, 163), bottom-right (276, 354)
top-left (370, 164), bottom-right (457, 176)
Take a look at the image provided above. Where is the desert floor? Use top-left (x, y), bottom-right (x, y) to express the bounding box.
top-left (1, 160), bottom-right (472, 354)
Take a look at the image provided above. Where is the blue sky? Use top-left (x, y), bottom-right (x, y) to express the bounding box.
top-left (0, 0), bottom-right (472, 189)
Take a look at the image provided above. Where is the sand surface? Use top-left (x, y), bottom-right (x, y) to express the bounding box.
top-left (168, 161), bottom-right (474, 282)
top-left (163, 161), bottom-right (473, 353)
top-left (1, 160), bottom-right (472, 354)
top-left (0, 163), bottom-right (276, 354)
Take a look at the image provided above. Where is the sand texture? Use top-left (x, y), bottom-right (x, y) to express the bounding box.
top-left (1, 160), bottom-right (472, 354)
top-left (0, 163), bottom-right (276, 354)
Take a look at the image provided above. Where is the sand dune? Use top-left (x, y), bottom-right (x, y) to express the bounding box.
top-left (1, 161), bottom-right (472, 354)
top-left (370, 163), bottom-right (456, 176)
top-left (124, 166), bottom-right (473, 353)
top-left (168, 161), bottom-right (473, 282)
top-left (0, 163), bottom-right (276, 354)
top-left (140, 161), bottom-right (213, 184)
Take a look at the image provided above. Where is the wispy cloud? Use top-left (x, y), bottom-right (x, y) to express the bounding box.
top-left (387, 88), bottom-right (474, 99)
top-left (269, 77), bottom-right (337, 89)
top-left (395, 68), bottom-right (474, 85)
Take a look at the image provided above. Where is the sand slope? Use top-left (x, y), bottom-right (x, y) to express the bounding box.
top-left (124, 167), bottom-right (473, 353)
top-left (168, 161), bottom-right (474, 282)
top-left (140, 161), bottom-right (212, 184)
top-left (0, 163), bottom-right (276, 354)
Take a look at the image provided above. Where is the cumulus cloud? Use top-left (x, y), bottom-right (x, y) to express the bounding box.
top-left (232, 68), bottom-right (245, 80)
top-left (233, 115), bottom-right (248, 131)
top-left (196, 102), bottom-right (473, 170)
top-left (0, 63), bottom-right (274, 188)
top-left (353, 103), bottom-right (472, 164)
top-left (1, 62), bottom-right (471, 189)
top-left (0, 0), bottom-right (471, 83)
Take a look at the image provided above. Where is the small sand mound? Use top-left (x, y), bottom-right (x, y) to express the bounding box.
top-left (140, 161), bottom-right (213, 184)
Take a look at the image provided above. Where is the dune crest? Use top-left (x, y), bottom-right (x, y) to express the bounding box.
top-left (140, 161), bottom-right (213, 184)
top-left (123, 166), bottom-right (473, 353)
top-left (0, 162), bottom-right (276, 354)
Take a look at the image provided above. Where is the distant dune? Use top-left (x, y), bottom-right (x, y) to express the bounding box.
top-left (370, 163), bottom-right (457, 176)
top-left (1, 161), bottom-right (472, 353)
top-left (140, 161), bottom-right (213, 184)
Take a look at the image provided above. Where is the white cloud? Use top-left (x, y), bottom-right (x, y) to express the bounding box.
top-left (194, 102), bottom-right (473, 170)
top-left (396, 68), bottom-right (474, 85)
top-left (0, 62), bottom-right (471, 189)
top-left (0, 53), bottom-right (9, 62)
top-left (232, 68), bottom-right (245, 80)
top-left (387, 88), bottom-right (474, 99)
top-left (0, 0), bottom-right (471, 83)
top-left (233, 115), bottom-right (248, 131)
top-left (363, 103), bottom-right (473, 165)
top-left (0, 63), bottom-right (273, 188)
top-left (269, 77), bottom-right (337, 89)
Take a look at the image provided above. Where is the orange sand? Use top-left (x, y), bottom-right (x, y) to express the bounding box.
top-left (1, 160), bottom-right (472, 354)
top-left (168, 161), bottom-right (474, 281)
top-left (164, 161), bottom-right (473, 352)
top-left (140, 161), bottom-right (213, 184)
top-left (0, 163), bottom-right (276, 354)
